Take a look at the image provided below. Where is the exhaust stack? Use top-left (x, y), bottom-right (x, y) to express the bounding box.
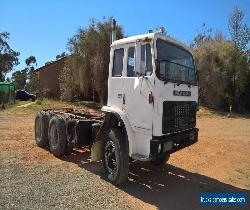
top-left (111, 19), bottom-right (116, 43)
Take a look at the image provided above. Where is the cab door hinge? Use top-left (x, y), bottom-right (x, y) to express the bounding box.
top-left (149, 92), bottom-right (154, 104)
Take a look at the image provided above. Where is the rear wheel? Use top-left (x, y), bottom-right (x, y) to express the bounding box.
top-left (65, 121), bottom-right (75, 155)
top-left (35, 112), bottom-right (49, 148)
top-left (102, 128), bottom-right (129, 185)
top-left (48, 116), bottom-right (67, 157)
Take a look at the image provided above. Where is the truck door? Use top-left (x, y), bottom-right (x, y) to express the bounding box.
top-left (108, 48), bottom-right (125, 110)
top-left (123, 42), bottom-right (154, 134)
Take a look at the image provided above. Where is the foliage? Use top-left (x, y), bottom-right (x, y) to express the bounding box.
top-left (11, 55), bottom-right (38, 93)
top-left (25, 56), bottom-right (36, 68)
top-left (192, 23), bottom-right (249, 112)
top-left (228, 7), bottom-right (250, 52)
top-left (40, 87), bottom-right (53, 98)
top-left (56, 52), bottom-right (67, 60)
top-left (25, 56), bottom-right (38, 93)
top-left (59, 55), bottom-right (83, 101)
top-left (26, 72), bottom-right (38, 93)
top-left (0, 32), bottom-right (20, 81)
top-left (11, 69), bottom-right (27, 89)
top-left (60, 17), bottom-right (124, 103)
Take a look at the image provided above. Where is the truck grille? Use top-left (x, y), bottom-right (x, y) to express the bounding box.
top-left (162, 101), bottom-right (197, 134)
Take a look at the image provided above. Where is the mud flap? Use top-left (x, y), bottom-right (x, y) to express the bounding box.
top-left (91, 113), bottom-right (112, 162)
top-left (91, 141), bottom-right (103, 161)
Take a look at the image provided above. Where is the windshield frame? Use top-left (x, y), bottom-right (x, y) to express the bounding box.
top-left (155, 38), bottom-right (197, 86)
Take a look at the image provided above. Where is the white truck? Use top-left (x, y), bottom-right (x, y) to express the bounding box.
top-left (35, 22), bottom-right (199, 185)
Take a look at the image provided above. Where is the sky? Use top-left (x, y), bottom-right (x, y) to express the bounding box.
top-left (1, 0), bottom-right (250, 78)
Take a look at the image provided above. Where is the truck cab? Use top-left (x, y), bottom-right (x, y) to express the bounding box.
top-left (102, 31), bottom-right (198, 163)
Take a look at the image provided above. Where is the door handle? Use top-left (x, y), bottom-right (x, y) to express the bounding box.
top-left (117, 93), bottom-right (122, 99)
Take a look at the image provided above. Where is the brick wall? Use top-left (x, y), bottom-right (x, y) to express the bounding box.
top-left (37, 58), bottom-right (65, 99)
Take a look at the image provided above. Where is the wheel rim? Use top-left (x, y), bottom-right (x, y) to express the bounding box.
top-left (35, 118), bottom-right (41, 139)
top-left (49, 123), bottom-right (58, 147)
top-left (104, 141), bottom-right (117, 173)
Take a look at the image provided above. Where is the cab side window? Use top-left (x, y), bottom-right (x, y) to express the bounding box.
top-left (112, 48), bottom-right (124, 77)
top-left (127, 47), bottom-right (135, 77)
top-left (141, 44), bottom-right (153, 76)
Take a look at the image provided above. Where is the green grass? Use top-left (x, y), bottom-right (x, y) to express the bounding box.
top-left (1, 98), bottom-right (72, 114)
top-left (1, 99), bottom-right (102, 114)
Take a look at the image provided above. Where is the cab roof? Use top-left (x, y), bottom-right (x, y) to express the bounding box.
top-left (111, 32), bottom-right (191, 52)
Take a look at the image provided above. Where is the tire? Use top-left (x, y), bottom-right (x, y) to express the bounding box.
top-left (64, 141), bottom-right (73, 155)
top-left (35, 112), bottom-right (49, 148)
top-left (31, 96), bottom-right (36, 102)
top-left (102, 128), bottom-right (129, 185)
top-left (151, 153), bottom-right (170, 166)
top-left (64, 121), bottom-right (75, 156)
top-left (48, 116), bottom-right (67, 157)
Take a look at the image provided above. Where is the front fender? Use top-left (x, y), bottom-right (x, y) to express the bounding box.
top-left (101, 106), bottom-right (136, 156)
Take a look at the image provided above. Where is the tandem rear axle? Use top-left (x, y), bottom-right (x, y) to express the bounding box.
top-left (35, 109), bottom-right (104, 157)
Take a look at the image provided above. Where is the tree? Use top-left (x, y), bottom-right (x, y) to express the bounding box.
top-left (25, 56), bottom-right (38, 93)
top-left (11, 69), bottom-right (27, 90)
top-left (62, 17), bottom-right (124, 103)
top-left (192, 27), bottom-right (249, 112)
top-left (56, 52), bottom-right (67, 60)
top-left (228, 7), bottom-right (250, 111)
top-left (59, 56), bottom-right (83, 101)
top-left (11, 56), bottom-right (38, 92)
top-left (0, 32), bottom-right (20, 81)
top-left (25, 56), bottom-right (36, 69)
top-left (191, 23), bottom-right (213, 48)
top-left (228, 7), bottom-right (250, 52)
top-left (192, 38), bottom-right (229, 109)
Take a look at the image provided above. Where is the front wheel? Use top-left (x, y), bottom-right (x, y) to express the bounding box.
top-left (102, 128), bottom-right (129, 185)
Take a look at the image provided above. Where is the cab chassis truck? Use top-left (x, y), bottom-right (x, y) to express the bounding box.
top-left (35, 22), bottom-right (199, 185)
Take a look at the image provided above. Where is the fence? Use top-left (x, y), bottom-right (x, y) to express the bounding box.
top-left (0, 82), bottom-right (16, 104)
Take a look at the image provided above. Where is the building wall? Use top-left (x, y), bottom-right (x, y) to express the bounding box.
top-left (37, 59), bottom-right (65, 99)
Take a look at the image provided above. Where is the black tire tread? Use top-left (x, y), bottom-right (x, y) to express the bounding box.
top-left (35, 111), bottom-right (49, 148)
top-left (103, 128), bottom-right (129, 185)
top-left (48, 115), bottom-right (67, 157)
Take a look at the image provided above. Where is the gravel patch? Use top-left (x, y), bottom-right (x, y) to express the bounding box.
top-left (0, 163), bottom-right (137, 210)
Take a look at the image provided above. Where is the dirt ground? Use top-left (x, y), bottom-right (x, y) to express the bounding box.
top-left (0, 100), bottom-right (249, 210)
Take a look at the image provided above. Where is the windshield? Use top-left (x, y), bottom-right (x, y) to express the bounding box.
top-left (156, 39), bottom-right (196, 85)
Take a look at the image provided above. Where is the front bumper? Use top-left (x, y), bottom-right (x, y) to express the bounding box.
top-left (150, 128), bottom-right (199, 159)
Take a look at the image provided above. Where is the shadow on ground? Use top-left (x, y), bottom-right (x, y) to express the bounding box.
top-left (62, 150), bottom-right (249, 210)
